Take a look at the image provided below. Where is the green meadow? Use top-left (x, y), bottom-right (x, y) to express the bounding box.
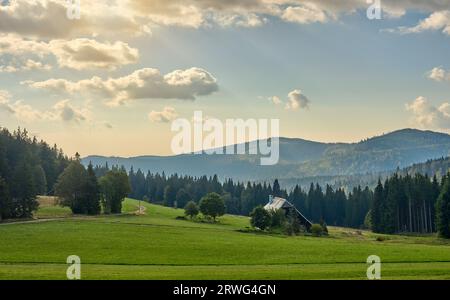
top-left (0, 198), bottom-right (449, 280)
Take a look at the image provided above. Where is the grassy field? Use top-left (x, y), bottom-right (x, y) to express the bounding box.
top-left (0, 198), bottom-right (449, 279)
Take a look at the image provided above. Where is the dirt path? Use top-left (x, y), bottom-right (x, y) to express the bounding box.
top-left (135, 203), bottom-right (147, 215)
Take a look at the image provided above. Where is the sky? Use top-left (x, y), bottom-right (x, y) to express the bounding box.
top-left (0, 0), bottom-right (450, 157)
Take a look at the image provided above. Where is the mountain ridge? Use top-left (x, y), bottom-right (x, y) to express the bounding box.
top-left (83, 128), bottom-right (450, 183)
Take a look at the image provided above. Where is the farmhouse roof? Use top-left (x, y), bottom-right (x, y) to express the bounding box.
top-left (264, 196), bottom-right (313, 228)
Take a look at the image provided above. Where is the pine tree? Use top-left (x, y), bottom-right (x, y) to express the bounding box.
top-left (84, 163), bottom-right (101, 215)
top-left (436, 176), bottom-right (450, 238)
top-left (0, 177), bottom-right (11, 221)
top-left (272, 179), bottom-right (281, 197)
top-left (371, 180), bottom-right (384, 233)
top-left (10, 159), bottom-right (38, 218)
top-left (33, 165), bottom-right (47, 195)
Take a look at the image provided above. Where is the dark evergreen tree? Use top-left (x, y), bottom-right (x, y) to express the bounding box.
top-left (85, 163), bottom-right (101, 215)
top-left (436, 176), bottom-right (450, 238)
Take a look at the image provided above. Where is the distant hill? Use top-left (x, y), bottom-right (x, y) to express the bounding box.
top-left (83, 128), bottom-right (450, 183)
top-left (281, 156), bottom-right (450, 191)
top-left (400, 156), bottom-right (450, 178)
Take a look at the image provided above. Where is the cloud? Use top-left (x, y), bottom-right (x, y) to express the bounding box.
top-left (406, 96), bottom-right (450, 129)
top-left (149, 106), bottom-right (178, 123)
top-left (2, 0), bottom-right (450, 37)
top-left (0, 59), bottom-right (51, 73)
top-left (127, 0), bottom-right (450, 29)
top-left (104, 122), bottom-right (113, 129)
top-left (0, 35), bottom-right (139, 70)
top-left (0, 90), bottom-right (89, 123)
top-left (51, 99), bottom-right (89, 123)
top-left (427, 67), bottom-right (450, 82)
top-left (26, 67), bottom-right (219, 106)
top-left (48, 38), bottom-right (139, 70)
top-left (281, 4), bottom-right (329, 24)
top-left (386, 10), bottom-right (450, 36)
top-left (285, 89), bottom-right (310, 110)
top-left (269, 96), bottom-right (282, 105)
top-left (0, 0), bottom-right (147, 39)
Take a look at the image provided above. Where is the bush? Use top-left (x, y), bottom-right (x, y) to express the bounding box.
top-left (250, 206), bottom-right (271, 230)
top-left (319, 219), bottom-right (329, 235)
top-left (283, 210), bottom-right (304, 236)
top-left (184, 201), bottom-right (199, 219)
top-left (311, 224), bottom-right (324, 237)
top-left (269, 209), bottom-right (286, 228)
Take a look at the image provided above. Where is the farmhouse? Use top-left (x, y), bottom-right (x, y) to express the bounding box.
top-left (264, 195), bottom-right (313, 231)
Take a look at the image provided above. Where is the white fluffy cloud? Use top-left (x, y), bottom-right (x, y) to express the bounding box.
top-left (26, 67), bottom-right (219, 106)
top-left (268, 89), bottom-right (311, 110)
top-left (285, 89), bottom-right (310, 110)
top-left (0, 89), bottom-right (89, 123)
top-left (387, 10), bottom-right (450, 36)
top-left (406, 96), bottom-right (450, 129)
top-left (281, 4), bottom-right (329, 24)
top-left (149, 106), bottom-right (178, 123)
top-left (0, 35), bottom-right (139, 70)
top-left (427, 67), bottom-right (450, 82)
top-left (49, 38), bottom-right (139, 70)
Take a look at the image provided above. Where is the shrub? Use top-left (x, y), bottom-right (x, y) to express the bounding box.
top-left (319, 219), bottom-right (329, 235)
top-left (250, 206), bottom-right (271, 230)
top-left (311, 224), bottom-right (324, 237)
top-left (269, 209), bottom-right (286, 228)
top-left (184, 201), bottom-right (199, 219)
top-left (283, 210), bottom-right (304, 236)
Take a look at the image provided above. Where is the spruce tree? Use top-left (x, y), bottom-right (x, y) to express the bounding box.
top-left (0, 177), bottom-right (11, 221)
top-left (272, 179), bottom-right (281, 197)
top-left (371, 180), bottom-right (384, 233)
top-left (436, 177), bottom-right (450, 238)
top-left (84, 163), bottom-right (101, 215)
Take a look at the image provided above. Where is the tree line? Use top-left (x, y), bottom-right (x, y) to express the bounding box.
top-left (55, 155), bottom-right (130, 215)
top-left (111, 164), bottom-right (450, 237)
top-left (0, 127), bottom-right (131, 220)
top-left (98, 164), bottom-right (372, 228)
top-left (0, 127), bottom-right (69, 220)
top-left (371, 173), bottom-right (444, 234)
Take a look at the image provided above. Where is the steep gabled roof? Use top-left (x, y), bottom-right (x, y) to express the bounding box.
top-left (264, 196), bottom-right (313, 228)
top-left (264, 197), bottom-right (292, 210)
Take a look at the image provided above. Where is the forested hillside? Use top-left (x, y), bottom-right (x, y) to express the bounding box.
top-left (0, 127), bottom-right (69, 220)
